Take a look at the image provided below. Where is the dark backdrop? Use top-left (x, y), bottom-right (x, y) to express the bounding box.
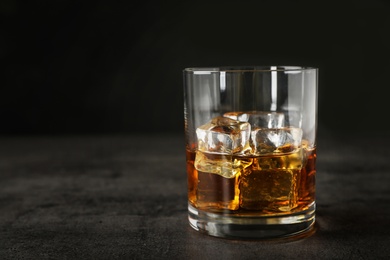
top-left (1, 1), bottom-right (389, 137)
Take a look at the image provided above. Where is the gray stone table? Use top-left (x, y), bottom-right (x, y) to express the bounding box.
top-left (0, 133), bottom-right (389, 259)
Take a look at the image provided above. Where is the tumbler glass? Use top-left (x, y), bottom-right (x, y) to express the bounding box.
top-left (183, 66), bottom-right (318, 239)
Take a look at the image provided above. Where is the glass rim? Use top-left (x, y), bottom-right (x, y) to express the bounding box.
top-left (183, 66), bottom-right (318, 73)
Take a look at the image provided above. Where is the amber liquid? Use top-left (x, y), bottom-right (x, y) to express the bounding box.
top-left (186, 146), bottom-right (316, 215)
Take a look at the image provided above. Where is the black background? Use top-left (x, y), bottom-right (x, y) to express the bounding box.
top-left (1, 1), bottom-right (389, 137)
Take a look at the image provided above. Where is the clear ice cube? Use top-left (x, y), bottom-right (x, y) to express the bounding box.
top-left (251, 127), bottom-right (302, 155)
top-left (224, 111), bottom-right (285, 128)
top-left (194, 116), bottom-right (251, 178)
top-left (196, 116), bottom-right (251, 155)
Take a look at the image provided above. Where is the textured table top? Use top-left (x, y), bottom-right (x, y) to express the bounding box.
top-left (1, 133), bottom-right (389, 259)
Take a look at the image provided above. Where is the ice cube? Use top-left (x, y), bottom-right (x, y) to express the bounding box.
top-left (196, 116), bottom-right (251, 154)
top-left (239, 165), bottom-right (300, 211)
top-left (195, 152), bottom-right (235, 178)
top-left (224, 111), bottom-right (285, 128)
top-left (251, 127), bottom-right (302, 155)
top-left (194, 116), bottom-right (251, 178)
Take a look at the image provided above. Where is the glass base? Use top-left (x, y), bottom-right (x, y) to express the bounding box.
top-left (188, 203), bottom-right (316, 240)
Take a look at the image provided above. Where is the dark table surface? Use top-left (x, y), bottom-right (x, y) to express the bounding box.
top-left (1, 133), bottom-right (390, 259)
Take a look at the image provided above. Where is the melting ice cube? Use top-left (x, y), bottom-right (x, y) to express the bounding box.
top-left (196, 116), bottom-right (251, 154)
top-left (194, 116), bottom-right (251, 178)
top-left (251, 127), bottom-right (302, 155)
